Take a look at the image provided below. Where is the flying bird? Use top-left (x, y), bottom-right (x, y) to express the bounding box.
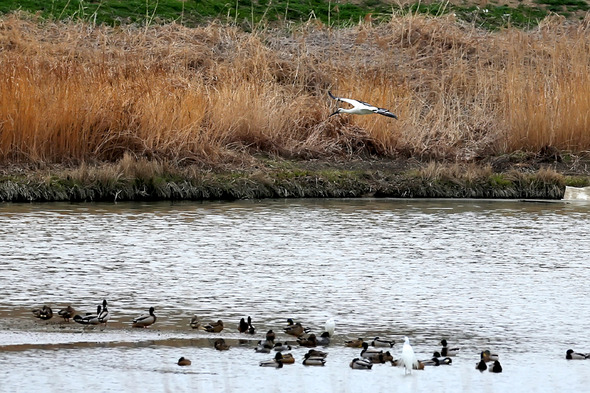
top-left (328, 91), bottom-right (398, 119)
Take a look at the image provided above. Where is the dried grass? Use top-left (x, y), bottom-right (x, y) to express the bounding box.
top-left (1, 12), bottom-right (590, 166)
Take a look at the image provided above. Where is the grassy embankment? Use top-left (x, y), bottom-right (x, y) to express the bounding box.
top-left (1, 0), bottom-right (588, 29)
top-left (1, 2), bottom-right (590, 201)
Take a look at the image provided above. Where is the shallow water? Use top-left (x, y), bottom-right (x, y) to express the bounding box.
top-left (0, 199), bottom-right (589, 392)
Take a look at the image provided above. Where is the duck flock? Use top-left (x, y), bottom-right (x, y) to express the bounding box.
top-left (32, 301), bottom-right (587, 372)
top-left (33, 300), bottom-right (155, 328)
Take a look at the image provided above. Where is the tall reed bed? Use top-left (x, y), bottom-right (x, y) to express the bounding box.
top-left (1, 13), bottom-right (589, 167)
top-left (502, 16), bottom-right (590, 152)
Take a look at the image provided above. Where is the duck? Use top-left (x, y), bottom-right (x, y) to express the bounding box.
top-left (476, 359), bottom-right (487, 371)
top-left (429, 352), bottom-right (453, 365)
top-left (284, 322), bottom-right (309, 337)
top-left (481, 349), bottom-right (499, 362)
top-left (204, 320), bottom-right (224, 333)
top-left (345, 338), bottom-right (364, 348)
top-left (189, 315), bottom-right (201, 329)
top-left (398, 336), bottom-right (418, 374)
top-left (360, 342), bottom-right (383, 359)
top-left (280, 353), bottom-right (295, 364)
top-left (297, 334), bottom-right (317, 348)
top-left (306, 349), bottom-right (328, 358)
top-left (255, 340), bottom-right (273, 353)
top-left (247, 316), bottom-right (256, 334)
top-left (236, 316), bottom-right (254, 333)
top-left (214, 338), bottom-right (230, 351)
top-left (490, 360), bottom-right (503, 373)
top-left (132, 307), bottom-right (156, 328)
top-left (302, 352), bottom-right (326, 366)
top-left (421, 357), bottom-right (441, 366)
top-left (371, 337), bottom-right (395, 348)
top-left (316, 332), bottom-right (331, 346)
top-left (440, 339), bottom-right (460, 357)
top-left (368, 351), bottom-right (394, 364)
top-left (73, 305), bottom-right (101, 325)
top-left (273, 342), bottom-right (292, 352)
top-left (97, 300), bottom-right (109, 326)
top-left (265, 330), bottom-right (276, 343)
top-left (350, 357), bottom-right (373, 370)
top-left (32, 305), bottom-right (53, 320)
top-left (238, 318), bottom-right (249, 333)
top-left (260, 352), bottom-right (283, 368)
top-left (57, 306), bottom-right (76, 322)
top-left (177, 357), bottom-right (191, 366)
top-left (566, 349), bottom-right (588, 359)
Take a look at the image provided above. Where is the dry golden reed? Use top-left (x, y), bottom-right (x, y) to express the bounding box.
top-left (1, 12), bottom-right (590, 166)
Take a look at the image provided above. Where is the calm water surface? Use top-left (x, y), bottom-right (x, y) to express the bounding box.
top-left (0, 199), bottom-right (589, 392)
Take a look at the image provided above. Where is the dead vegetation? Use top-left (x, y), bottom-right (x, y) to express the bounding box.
top-left (0, 13), bottom-right (590, 169)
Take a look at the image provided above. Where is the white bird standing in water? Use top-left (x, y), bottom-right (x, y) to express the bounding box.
top-left (325, 318), bottom-right (335, 337)
top-left (399, 336), bottom-right (419, 375)
top-left (328, 91), bottom-right (398, 119)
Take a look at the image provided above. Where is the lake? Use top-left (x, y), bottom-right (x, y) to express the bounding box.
top-left (0, 198), bottom-right (589, 392)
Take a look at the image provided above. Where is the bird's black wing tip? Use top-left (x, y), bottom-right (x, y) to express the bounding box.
top-left (375, 109), bottom-right (398, 119)
top-left (328, 91), bottom-right (337, 100)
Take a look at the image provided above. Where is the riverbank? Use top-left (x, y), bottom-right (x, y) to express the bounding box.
top-left (2, 153), bottom-right (588, 202)
top-left (2, 14), bottom-right (590, 202)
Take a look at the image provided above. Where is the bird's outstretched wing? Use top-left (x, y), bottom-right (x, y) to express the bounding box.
top-left (374, 108), bottom-right (398, 119)
top-left (328, 91), bottom-right (360, 107)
